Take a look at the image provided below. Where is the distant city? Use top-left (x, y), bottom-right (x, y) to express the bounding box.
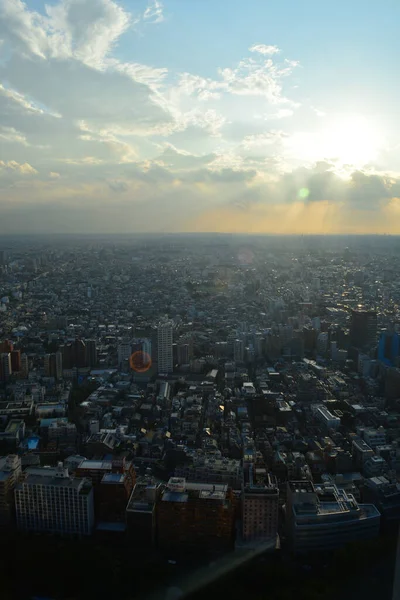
top-left (0, 233), bottom-right (399, 599)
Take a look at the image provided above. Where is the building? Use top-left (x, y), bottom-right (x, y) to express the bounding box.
top-left (10, 350), bottom-right (21, 373)
top-left (352, 438), bottom-right (375, 469)
top-left (0, 353), bottom-right (12, 382)
top-left (76, 457), bottom-right (136, 490)
top-left (118, 341), bottom-right (131, 367)
top-left (97, 472), bottom-right (133, 527)
top-left (363, 427), bottom-right (386, 449)
top-left (242, 465), bottom-right (279, 543)
top-left (286, 480), bottom-right (380, 552)
top-left (316, 405), bottom-right (341, 430)
top-left (44, 352), bottom-right (63, 379)
top-left (175, 456), bottom-right (242, 489)
top-left (234, 339), bottom-right (244, 362)
top-left (85, 340), bottom-right (97, 368)
top-left (350, 309), bottom-right (377, 349)
top-left (20, 353), bottom-right (28, 378)
top-left (126, 478), bottom-right (160, 546)
top-left (15, 463), bottom-right (94, 536)
top-left (157, 319), bottom-right (173, 374)
top-left (378, 330), bottom-right (400, 366)
top-left (363, 476), bottom-right (400, 526)
top-left (0, 455), bottom-right (22, 526)
top-left (157, 477), bottom-right (235, 553)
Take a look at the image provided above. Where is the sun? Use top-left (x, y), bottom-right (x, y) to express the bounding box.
top-left (320, 115), bottom-right (383, 166)
top-left (287, 115), bottom-right (384, 168)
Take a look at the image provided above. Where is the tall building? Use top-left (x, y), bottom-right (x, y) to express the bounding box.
top-left (126, 478), bottom-right (159, 546)
top-left (242, 465), bottom-right (279, 543)
top-left (285, 480), bottom-right (380, 552)
top-left (15, 463), bottom-right (94, 536)
top-left (234, 339), bottom-right (244, 362)
top-left (350, 309), bottom-right (377, 349)
top-left (378, 330), bottom-right (400, 366)
top-left (10, 350), bottom-right (21, 373)
top-left (157, 319), bottom-right (173, 374)
top-left (0, 353), bottom-right (12, 382)
top-left (0, 455), bottom-right (22, 526)
top-left (118, 341), bottom-right (132, 366)
top-left (85, 339), bottom-right (97, 368)
top-left (20, 353), bottom-right (28, 378)
top-left (0, 340), bottom-right (13, 353)
top-left (44, 352), bottom-right (63, 379)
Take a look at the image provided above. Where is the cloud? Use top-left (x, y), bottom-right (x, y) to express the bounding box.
top-left (0, 159), bottom-right (37, 174)
top-left (249, 44), bottom-right (280, 56)
top-left (143, 0), bottom-right (164, 24)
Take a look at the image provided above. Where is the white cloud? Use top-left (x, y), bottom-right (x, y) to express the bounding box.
top-left (249, 44), bottom-right (280, 55)
top-left (143, 0), bottom-right (164, 24)
top-left (0, 125), bottom-right (28, 145)
top-left (0, 159), bottom-right (37, 174)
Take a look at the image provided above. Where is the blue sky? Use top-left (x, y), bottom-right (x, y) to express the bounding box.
top-left (0, 0), bottom-right (400, 234)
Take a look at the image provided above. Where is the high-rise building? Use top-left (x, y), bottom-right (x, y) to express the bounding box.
top-left (20, 353), bottom-right (28, 378)
top-left (126, 479), bottom-right (159, 547)
top-left (44, 352), bottom-right (63, 379)
top-left (0, 340), bottom-right (13, 353)
top-left (15, 463), bottom-right (94, 536)
top-left (350, 309), bottom-right (377, 349)
top-left (118, 341), bottom-right (132, 366)
top-left (85, 339), bottom-right (97, 368)
top-left (0, 455), bottom-right (22, 526)
top-left (242, 465), bottom-right (279, 543)
top-left (378, 330), bottom-right (400, 366)
top-left (0, 353), bottom-right (12, 382)
top-left (157, 319), bottom-right (173, 374)
top-left (10, 350), bottom-right (21, 373)
top-left (234, 339), bottom-right (244, 362)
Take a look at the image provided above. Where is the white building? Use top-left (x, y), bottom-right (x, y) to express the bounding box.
top-left (15, 463), bottom-right (94, 536)
top-left (157, 319), bottom-right (173, 374)
top-left (316, 405), bottom-right (341, 430)
top-left (363, 427), bottom-right (386, 449)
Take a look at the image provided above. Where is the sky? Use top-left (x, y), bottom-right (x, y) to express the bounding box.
top-left (1, 0), bottom-right (400, 234)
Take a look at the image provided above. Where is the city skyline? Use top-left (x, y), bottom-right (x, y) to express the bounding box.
top-left (1, 0), bottom-right (400, 234)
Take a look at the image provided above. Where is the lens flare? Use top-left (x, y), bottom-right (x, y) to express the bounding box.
top-left (298, 188), bottom-right (310, 199)
top-left (129, 351), bottom-right (152, 373)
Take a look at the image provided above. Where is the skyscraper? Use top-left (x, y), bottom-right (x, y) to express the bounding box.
top-left (0, 353), bottom-right (12, 382)
top-left (157, 319), bottom-right (173, 374)
top-left (85, 339), bottom-right (97, 368)
top-left (350, 309), bottom-right (377, 349)
top-left (44, 352), bottom-right (63, 379)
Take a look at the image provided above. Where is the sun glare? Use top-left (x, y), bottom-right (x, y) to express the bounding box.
top-left (321, 115), bottom-right (383, 166)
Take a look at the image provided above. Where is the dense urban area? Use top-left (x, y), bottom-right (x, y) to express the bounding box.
top-left (0, 233), bottom-right (399, 599)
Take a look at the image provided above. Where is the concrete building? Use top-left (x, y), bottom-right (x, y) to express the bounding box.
top-left (118, 341), bottom-right (131, 367)
top-left (44, 352), bottom-right (63, 379)
top-left (286, 480), bottom-right (380, 552)
top-left (175, 456), bottom-right (242, 489)
top-left (157, 319), bottom-right (173, 374)
top-left (157, 477), bottom-right (234, 552)
top-left (126, 478), bottom-right (160, 546)
top-left (0, 353), bottom-right (12, 382)
top-left (316, 405), bottom-right (341, 430)
top-left (350, 309), bottom-right (377, 349)
top-left (242, 465), bottom-right (279, 543)
top-left (15, 463), bottom-right (94, 536)
top-left (0, 455), bottom-right (22, 526)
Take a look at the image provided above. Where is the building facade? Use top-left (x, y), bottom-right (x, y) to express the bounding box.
top-left (157, 319), bottom-right (173, 374)
top-left (15, 463), bottom-right (94, 536)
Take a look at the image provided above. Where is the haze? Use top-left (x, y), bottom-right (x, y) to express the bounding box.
top-left (1, 0), bottom-right (400, 234)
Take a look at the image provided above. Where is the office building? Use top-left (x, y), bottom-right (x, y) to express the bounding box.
top-left (44, 352), bottom-right (63, 379)
top-left (85, 340), bottom-right (97, 368)
top-left (378, 330), bottom-right (400, 366)
top-left (352, 438), bottom-right (375, 469)
top-left (97, 471), bottom-right (133, 526)
top-left (242, 465), bottom-right (279, 543)
top-left (0, 353), bottom-right (12, 382)
top-left (0, 455), bottom-right (22, 526)
top-left (157, 477), bottom-right (234, 552)
top-left (15, 463), bottom-right (94, 536)
top-left (118, 341), bottom-right (131, 367)
top-left (157, 319), bottom-right (173, 374)
top-left (175, 457), bottom-right (242, 489)
top-left (10, 350), bottom-right (21, 373)
top-left (234, 339), bottom-right (244, 362)
top-left (20, 353), bottom-right (28, 378)
top-left (286, 481), bottom-right (380, 552)
top-left (350, 309), bottom-right (377, 349)
top-left (0, 340), bottom-right (13, 353)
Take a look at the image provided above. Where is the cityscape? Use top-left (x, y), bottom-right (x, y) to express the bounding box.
top-left (0, 234), bottom-right (399, 598)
